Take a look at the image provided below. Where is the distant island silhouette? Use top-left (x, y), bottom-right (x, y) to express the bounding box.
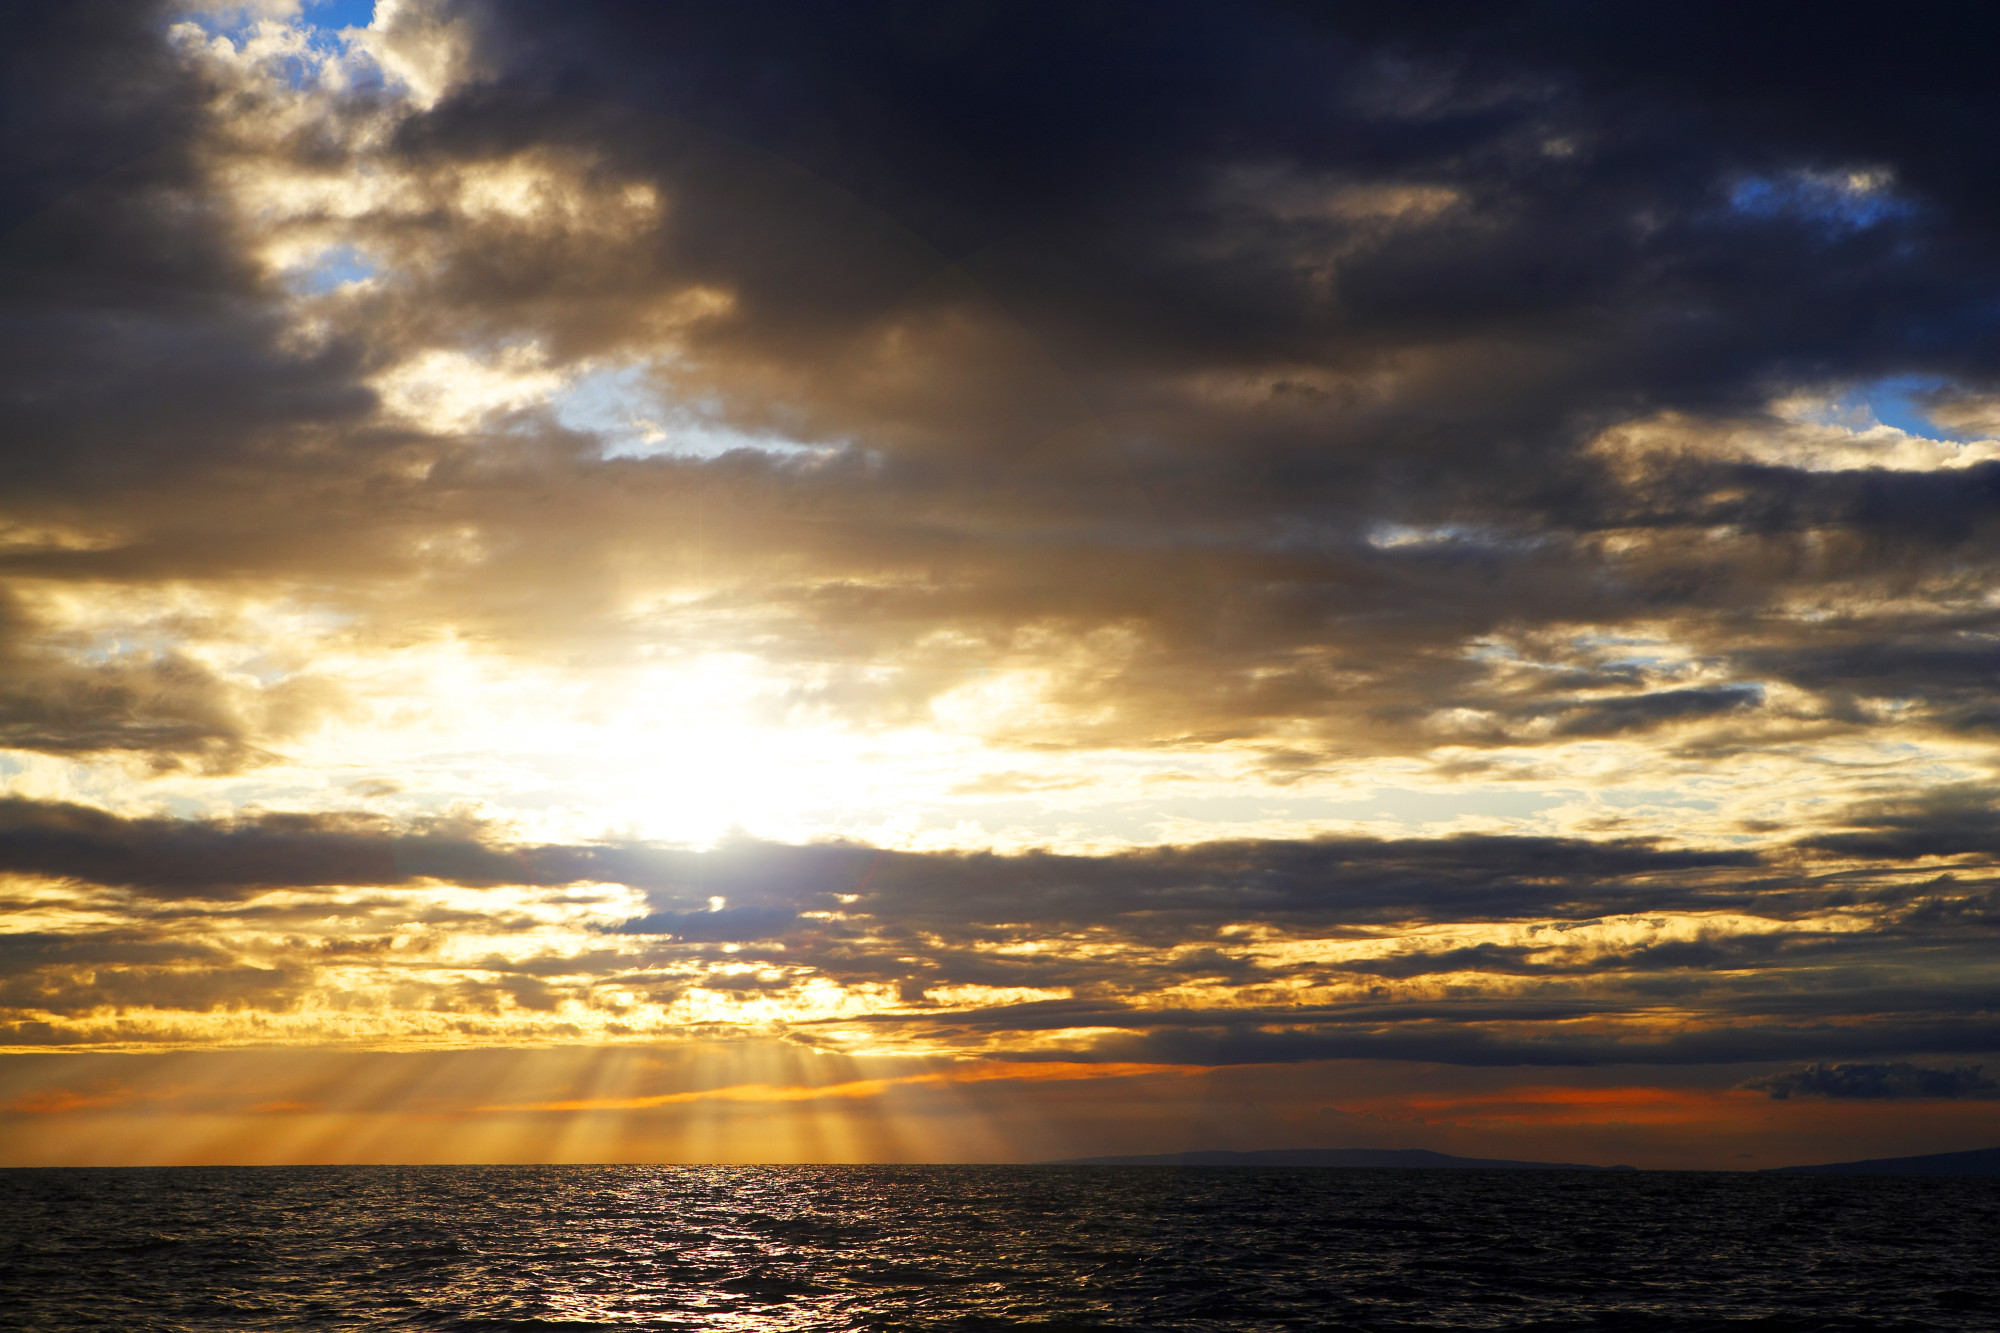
top-left (1766, 1145), bottom-right (2000, 1176)
top-left (1049, 1148), bottom-right (1634, 1171)
top-left (1052, 1145), bottom-right (2000, 1174)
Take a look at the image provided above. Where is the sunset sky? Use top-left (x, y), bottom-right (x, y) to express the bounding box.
top-left (3, 0), bottom-right (1998, 1169)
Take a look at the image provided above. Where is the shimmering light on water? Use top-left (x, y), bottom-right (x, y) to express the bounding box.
top-left (2, 1165), bottom-right (1996, 1330)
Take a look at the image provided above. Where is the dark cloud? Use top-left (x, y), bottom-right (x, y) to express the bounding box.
top-left (1546, 685), bottom-right (1763, 738)
top-left (593, 833), bottom-right (1763, 932)
top-left (1743, 1062), bottom-right (2000, 1100)
top-left (1802, 786), bottom-right (2000, 862)
top-left (0, 2), bottom-right (204, 223)
top-left (2, 793), bottom-right (1997, 1062)
top-left (837, 1008), bottom-right (2000, 1070)
top-left (1338, 2), bottom-right (2000, 246)
top-left (0, 795), bottom-right (1763, 916)
top-left (0, 797), bottom-right (523, 897)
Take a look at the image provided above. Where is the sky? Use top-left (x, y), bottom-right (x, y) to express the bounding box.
top-left (1, 0), bottom-right (1998, 1169)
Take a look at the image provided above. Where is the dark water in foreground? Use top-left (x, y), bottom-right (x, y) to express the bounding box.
top-left (1, 1167), bottom-right (1995, 1332)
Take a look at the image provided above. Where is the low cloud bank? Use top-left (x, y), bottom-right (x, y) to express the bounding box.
top-left (1744, 1062), bottom-right (1999, 1100)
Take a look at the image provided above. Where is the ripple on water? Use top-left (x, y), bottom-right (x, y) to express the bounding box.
top-left (0, 1165), bottom-right (1995, 1331)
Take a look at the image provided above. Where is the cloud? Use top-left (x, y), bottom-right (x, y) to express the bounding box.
top-left (1743, 1062), bottom-right (2000, 1100)
top-left (1802, 786), bottom-right (2000, 861)
top-left (1545, 685), bottom-right (1764, 738)
top-left (4, 0), bottom-right (2000, 1098)
top-left (6, 0), bottom-right (2000, 784)
top-left (0, 797), bottom-right (520, 896)
top-left (1, 794), bottom-right (1996, 1060)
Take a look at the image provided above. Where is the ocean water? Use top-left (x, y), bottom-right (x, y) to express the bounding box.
top-left (1, 1166), bottom-right (1994, 1331)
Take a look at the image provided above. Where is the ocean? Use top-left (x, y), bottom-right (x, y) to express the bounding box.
top-left (1, 1165), bottom-right (1993, 1331)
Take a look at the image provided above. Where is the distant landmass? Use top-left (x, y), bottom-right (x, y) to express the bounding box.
top-left (1766, 1145), bottom-right (2000, 1176)
top-left (1051, 1148), bottom-right (1634, 1171)
top-left (1051, 1144), bottom-right (2000, 1174)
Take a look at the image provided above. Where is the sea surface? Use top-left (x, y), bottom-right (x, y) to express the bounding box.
top-left (1, 1165), bottom-right (1995, 1331)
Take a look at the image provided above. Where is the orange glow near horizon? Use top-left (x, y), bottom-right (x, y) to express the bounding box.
top-left (481, 1061), bottom-right (1193, 1114)
top-left (2, 1048), bottom-right (1995, 1171)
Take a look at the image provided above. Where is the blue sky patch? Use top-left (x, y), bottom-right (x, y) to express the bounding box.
top-left (305, 0), bottom-right (376, 32)
top-left (174, 1), bottom-right (374, 90)
top-left (287, 243), bottom-right (377, 293)
top-left (1800, 373), bottom-right (1990, 442)
top-left (552, 364), bottom-right (821, 458)
top-left (1729, 169), bottom-right (1911, 232)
